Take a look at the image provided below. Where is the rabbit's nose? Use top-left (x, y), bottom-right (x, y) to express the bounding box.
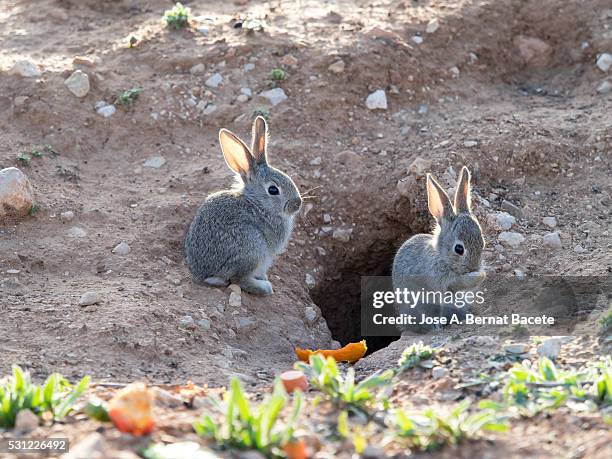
top-left (286, 197), bottom-right (302, 214)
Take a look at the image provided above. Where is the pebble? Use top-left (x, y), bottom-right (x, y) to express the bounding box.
top-left (489, 212), bottom-right (516, 231)
top-left (73, 56), bottom-right (95, 67)
top-left (498, 231), bottom-right (525, 248)
top-left (152, 387), bottom-right (184, 408)
top-left (365, 89), bottom-right (387, 110)
top-left (304, 306), bottom-right (317, 324)
top-left (201, 104), bottom-right (217, 115)
top-left (197, 318), bottom-right (211, 330)
top-left (228, 291), bottom-right (241, 307)
top-left (236, 94), bottom-right (249, 103)
top-left (463, 140), bottom-right (478, 148)
top-left (143, 156), bottom-right (166, 168)
top-left (197, 26), bottom-right (209, 35)
top-left (260, 88), bottom-right (288, 106)
top-left (309, 156), bottom-right (322, 166)
top-left (335, 150), bottom-right (359, 165)
top-left (504, 343), bottom-right (529, 354)
top-left (596, 80), bottom-right (612, 94)
top-left (418, 104), bottom-right (428, 115)
top-left (12, 60), bottom-right (41, 77)
top-left (397, 175), bottom-right (417, 198)
top-left (362, 445), bottom-right (386, 459)
top-left (408, 157), bottom-right (432, 177)
top-left (96, 104), bottom-right (116, 118)
top-left (240, 87), bottom-right (252, 97)
top-left (14, 95), bottom-right (28, 106)
top-left (14, 409), bottom-right (39, 433)
top-left (190, 63), bottom-right (205, 74)
top-left (112, 242), bottom-right (131, 255)
top-left (542, 216), bottom-right (557, 228)
top-left (501, 199), bottom-right (524, 219)
top-left (244, 63), bottom-right (255, 71)
top-left (235, 317), bottom-right (254, 330)
top-left (332, 228), bottom-right (353, 242)
top-left (425, 18), bottom-right (440, 33)
top-left (180, 315), bottom-right (196, 330)
top-left (328, 60), bottom-right (345, 74)
top-left (205, 73), bottom-right (223, 88)
top-left (542, 232), bottom-right (562, 250)
top-left (537, 338), bottom-right (562, 360)
top-left (432, 366), bottom-right (449, 380)
top-left (67, 226), bottom-right (87, 238)
top-left (305, 273), bottom-right (315, 288)
top-left (0, 167), bottom-right (35, 219)
top-left (596, 53), bottom-right (612, 72)
top-left (64, 70), bottom-right (90, 97)
top-left (411, 35), bottom-right (423, 44)
top-left (574, 244), bottom-right (587, 254)
top-left (62, 432), bottom-right (106, 459)
top-left (79, 291), bottom-right (100, 306)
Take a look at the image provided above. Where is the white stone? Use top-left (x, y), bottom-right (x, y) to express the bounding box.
top-left (365, 89), bottom-right (387, 110)
top-left (63, 433), bottom-right (106, 459)
top-left (304, 306), bottom-right (317, 324)
top-left (197, 26), bottom-right (209, 35)
top-left (542, 232), bottom-right (562, 250)
top-left (537, 338), bottom-right (562, 360)
top-left (574, 244), bottom-right (587, 254)
top-left (0, 167), bottom-right (34, 218)
top-left (431, 366), bottom-right (448, 379)
top-left (488, 212), bottom-right (516, 231)
top-left (596, 53), bottom-right (612, 72)
top-left (14, 409), bottom-right (39, 432)
top-left (597, 80), bottom-right (612, 94)
top-left (205, 73), bottom-right (223, 88)
top-left (332, 228), bottom-right (353, 242)
top-left (79, 291), bottom-right (100, 306)
top-left (411, 35), bottom-right (423, 44)
top-left (504, 343), bottom-right (529, 354)
top-left (328, 60), bottom-right (345, 74)
top-left (112, 242), bottom-right (131, 255)
top-left (96, 104), bottom-right (116, 118)
top-left (12, 60), bottom-right (41, 77)
top-left (498, 231), bottom-right (525, 248)
top-left (228, 291), bottom-right (241, 307)
top-left (260, 88), bottom-right (288, 106)
top-left (542, 216), bottom-right (557, 228)
top-left (426, 18), bottom-right (440, 34)
top-left (244, 63), bottom-right (255, 71)
top-left (240, 87), bottom-right (252, 97)
top-left (201, 104), bottom-right (217, 115)
top-left (144, 156), bottom-right (166, 168)
top-left (66, 226), bottom-right (87, 238)
top-left (180, 315), bottom-right (196, 329)
top-left (309, 156), bottom-right (322, 166)
top-left (236, 94), bottom-right (249, 103)
top-left (60, 210), bottom-right (74, 222)
top-left (190, 63), bottom-right (205, 74)
top-left (305, 273), bottom-right (315, 288)
top-left (463, 140), bottom-right (478, 147)
top-left (64, 70), bottom-right (90, 97)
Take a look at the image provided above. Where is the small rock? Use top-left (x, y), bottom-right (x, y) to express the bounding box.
top-left (62, 433), bottom-right (106, 459)
top-left (501, 199), bottom-right (524, 219)
top-left (574, 244), bottom-right (587, 254)
top-left (542, 232), bottom-right (562, 250)
top-left (190, 63), bottom-right (205, 75)
top-left (73, 56), bottom-right (95, 67)
top-left (411, 35), bottom-right (423, 44)
top-left (504, 343), bottom-right (529, 354)
top-left (596, 53), bottom-right (612, 72)
top-left (12, 60), bottom-right (41, 77)
top-left (96, 104), bottom-right (116, 118)
top-left (240, 87), bottom-right (252, 97)
top-left (180, 315), bottom-right (196, 330)
top-left (432, 367), bottom-right (449, 380)
top-left (228, 284), bottom-right (241, 294)
top-left (513, 35), bottom-right (552, 67)
top-left (450, 66), bottom-right (460, 78)
top-left (463, 140), bottom-right (478, 148)
top-left (309, 156), bottom-right (322, 166)
top-left (280, 54), bottom-right (298, 66)
top-left (489, 212), bottom-right (516, 231)
top-left (305, 273), bottom-right (315, 288)
top-left (332, 228), bottom-right (353, 242)
top-left (14, 409), bottom-right (39, 433)
top-left (362, 445), bottom-right (386, 459)
top-left (197, 318), bottom-right (211, 330)
top-left (67, 226), bottom-right (87, 238)
top-left (144, 156), bottom-right (166, 168)
top-left (14, 95), bottom-right (28, 106)
top-left (260, 88), bottom-right (288, 106)
top-left (304, 306), bottom-right (317, 324)
top-left (335, 150), bottom-right (359, 165)
top-left (229, 291), bottom-right (241, 307)
top-left (244, 63), bottom-right (255, 72)
top-left (542, 216), bottom-right (557, 228)
top-left (0, 167), bottom-right (34, 219)
top-left (425, 18), bottom-right (440, 33)
top-left (201, 104), bottom-right (217, 115)
top-left (408, 157), bottom-right (432, 177)
top-left (328, 60), bottom-right (345, 74)
top-left (79, 291), bottom-right (100, 306)
top-left (498, 231), bottom-right (525, 248)
top-left (235, 317), bottom-right (254, 330)
top-left (205, 73), bottom-right (223, 88)
top-left (197, 26), bottom-right (209, 35)
top-left (236, 94), bottom-right (249, 103)
top-left (153, 388), bottom-right (184, 408)
top-left (64, 70), bottom-right (90, 98)
top-left (365, 89), bottom-right (387, 110)
top-left (112, 242), bottom-right (131, 255)
top-left (596, 80), bottom-right (612, 94)
top-left (397, 175), bottom-right (417, 198)
top-left (418, 104), bottom-right (428, 115)
top-left (537, 338), bottom-right (562, 360)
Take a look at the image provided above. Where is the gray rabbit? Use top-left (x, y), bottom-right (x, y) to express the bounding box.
top-left (184, 117), bottom-right (302, 295)
top-left (392, 167), bottom-right (485, 331)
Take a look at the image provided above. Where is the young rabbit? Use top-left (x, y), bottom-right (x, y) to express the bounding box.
top-left (184, 116), bottom-right (302, 295)
top-left (392, 166), bottom-right (485, 331)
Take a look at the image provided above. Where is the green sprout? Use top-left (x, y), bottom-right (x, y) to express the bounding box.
top-left (397, 342), bottom-right (436, 373)
top-left (270, 68), bottom-right (287, 81)
top-left (16, 153), bottom-right (30, 166)
top-left (116, 88), bottom-right (144, 106)
top-left (163, 2), bottom-right (191, 30)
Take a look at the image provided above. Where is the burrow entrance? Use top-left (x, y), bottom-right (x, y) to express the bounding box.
top-left (310, 206), bottom-right (430, 354)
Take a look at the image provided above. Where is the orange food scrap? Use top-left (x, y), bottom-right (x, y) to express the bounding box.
top-left (283, 438), bottom-right (308, 459)
top-left (108, 382), bottom-right (155, 436)
top-left (280, 370), bottom-right (308, 393)
top-left (295, 340), bottom-right (367, 363)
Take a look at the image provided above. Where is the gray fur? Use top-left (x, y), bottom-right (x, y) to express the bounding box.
top-left (391, 167), bottom-right (485, 332)
top-left (184, 117), bottom-right (302, 295)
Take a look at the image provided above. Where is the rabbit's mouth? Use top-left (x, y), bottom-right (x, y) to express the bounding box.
top-left (285, 197), bottom-right (302, 215)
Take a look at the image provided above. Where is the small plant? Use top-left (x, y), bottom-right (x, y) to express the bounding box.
top-left (252, 108), bottom-right (270, 121)
top-left (0, 365), bottom-right (90, 428)
top-left (193, 377), bottom-right (302, 457)
top-left (163, 2), bottom-right (190, 30)
top-left (392, 400), bottom-right (509, 451)
top-left (29, 204), bottom-right (40, 216)
top-left (295, 354), bottom-right (394, 414)
top-left (397, 342), bottom-right (436, 373)
top-left (600, 308), bottom-right (612, 333)
top-left (16, 153), bottom-right (30, 166)
top-left (270, 68), bottom-right (287, 81)
top-left (116, 88), bottom-right (144, 106)
top-left (30, 149), bottom-right (43, 158)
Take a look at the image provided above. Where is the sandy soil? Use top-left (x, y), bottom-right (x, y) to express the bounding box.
top-left (0, 0), bottom-right (611, 457)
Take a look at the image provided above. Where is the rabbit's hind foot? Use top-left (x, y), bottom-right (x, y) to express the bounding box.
top-left (240, 277), bottom-right (273, 295)
top-left (203, 276), bottom-right (230, 287)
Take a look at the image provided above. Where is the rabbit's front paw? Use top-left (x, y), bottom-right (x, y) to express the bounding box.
top-left (240, 277), bottom-right (273, 296)
top-left (465, 270), bottom-right (486, 286)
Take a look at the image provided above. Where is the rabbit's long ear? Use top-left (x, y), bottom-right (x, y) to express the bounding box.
top-left (454, 166), bottom-right (472, 214)
top-left (251, 116), bottom-right (269, 166)
top-left (219, 129), bottom-right (253, 177)
top-left (427, 174), bottom-right (454, 221)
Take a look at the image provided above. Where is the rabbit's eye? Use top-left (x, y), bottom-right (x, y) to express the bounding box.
top-left (268, 185), bottom-right (280, 195)
top-left (454, 244), bottom-right (465, 255)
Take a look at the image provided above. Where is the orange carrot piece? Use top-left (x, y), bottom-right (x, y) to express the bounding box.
top-left (295, 340), bottom-right (367, 363)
